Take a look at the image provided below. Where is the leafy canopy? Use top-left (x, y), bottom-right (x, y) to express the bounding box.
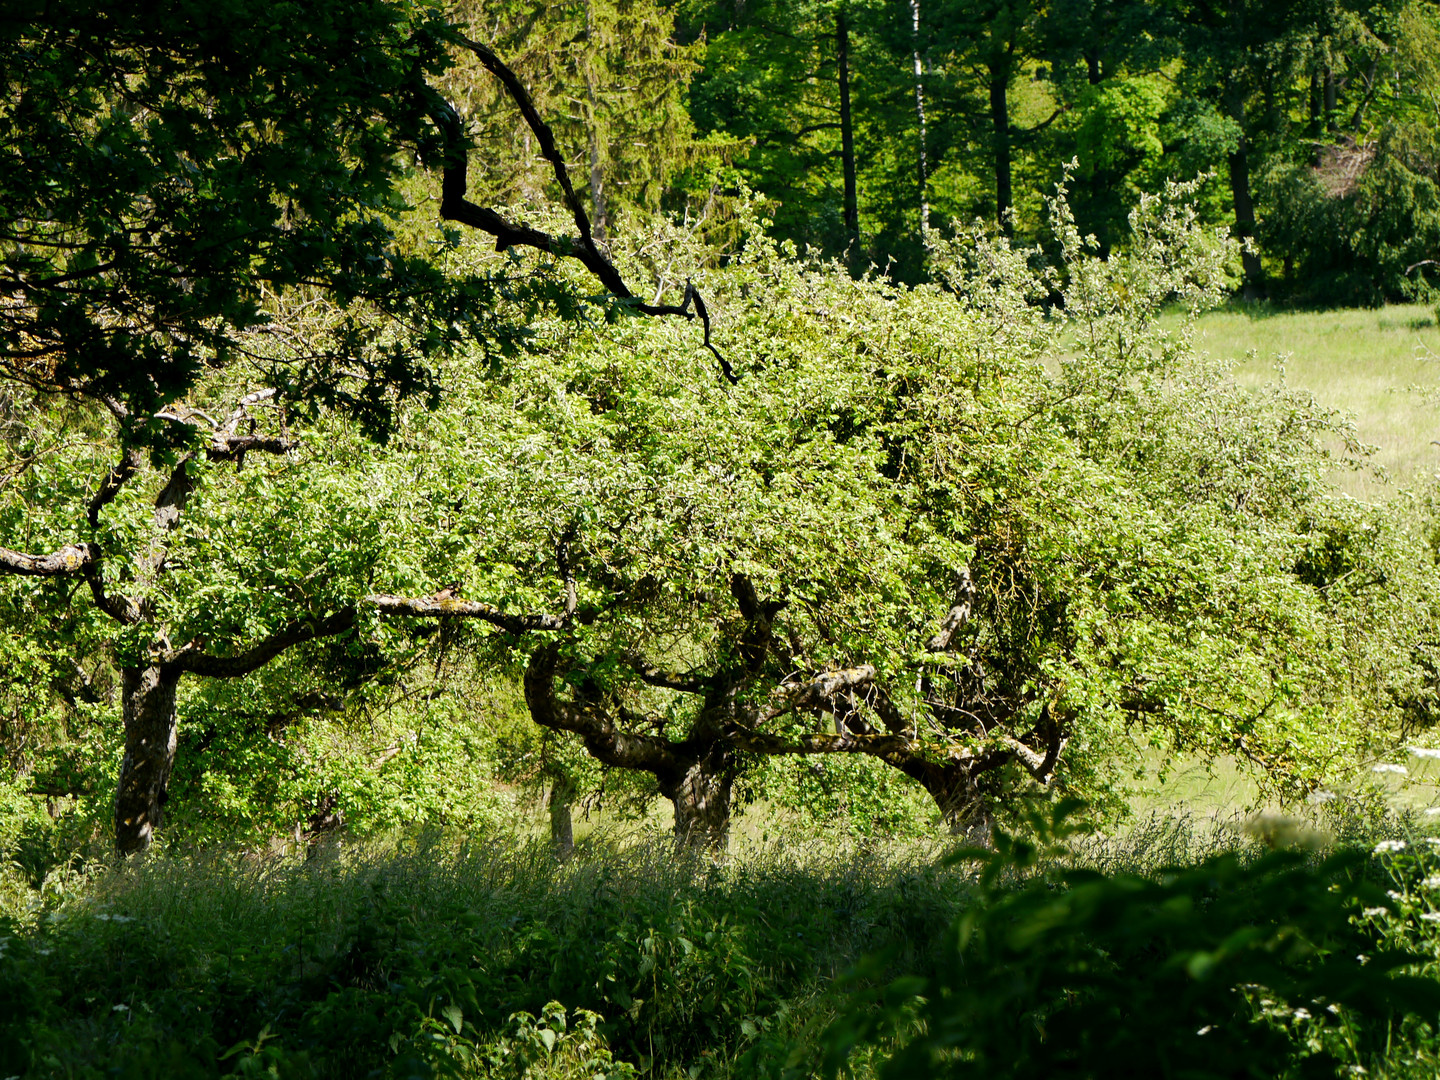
top-left (0, 0), bottom-right (531, 439)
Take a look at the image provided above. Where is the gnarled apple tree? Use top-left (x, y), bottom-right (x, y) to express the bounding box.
top-left (366, 184), bottom-right (1440, 848)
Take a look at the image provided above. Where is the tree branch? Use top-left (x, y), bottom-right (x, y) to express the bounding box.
top-left (88, 447), bottom-right (142, 529)
top-left (366, 593), bottom-right (566, 633)
top-left (623, 650), bottom-right (708, 693)
top-left (206, 434), bottom-right (295, 463)
top-left (427, 43), bottom-right (738, 384)
top-left (218, 388), bottom-right (277, 437)
top-left (85, 562), bottom-right (141, 625)
top-left (996, 702), bottom-right (1067, 783)
top-left (925, 567), bottom-right (975, 653)
top-left (524, 643), bottom-right (683, 778)
top-left (0, 539), bottom-right (140, 624)
top-left (160, 389), bottom-right (295, 463)
top-left (556, 526), bottom-right (577, 623)
top-left (173, 609), bottom-right (358, 679)
top-left (726, 722), bottom-right (934, 763)
top-left (767, 664), bottom-right (878, 718)
top-left (0, 542), bottom-right (101, 577)
top-left (729, 573), bottom-right (785, 674)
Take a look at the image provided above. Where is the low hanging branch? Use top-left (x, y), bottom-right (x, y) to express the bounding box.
top-left (428, 39), bottom-right (738, 385)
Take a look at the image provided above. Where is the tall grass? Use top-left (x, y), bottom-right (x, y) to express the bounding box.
top-left (0, 828), bottom-right (970, 1079)
top-left (7, 803), bottom-right (1440, 1078)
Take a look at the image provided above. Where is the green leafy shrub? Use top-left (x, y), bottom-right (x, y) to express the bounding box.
top-left (821, 807), bottom-right (1440, 1079)
top-left (475, 1002), bottom-right (637, 1080)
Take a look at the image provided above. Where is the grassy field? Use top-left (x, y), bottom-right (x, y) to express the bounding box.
top-left (1189, 302), bottom-right (1440, 500)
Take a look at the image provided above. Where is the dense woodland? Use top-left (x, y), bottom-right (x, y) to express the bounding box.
top-left (6, 1), bottom-right (1440, 1076)
top-left (444, 0), bottom-right (1440, 302)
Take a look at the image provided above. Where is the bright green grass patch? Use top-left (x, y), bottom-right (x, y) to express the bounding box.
top-left (1187, 303), bottom-right (1440, 500)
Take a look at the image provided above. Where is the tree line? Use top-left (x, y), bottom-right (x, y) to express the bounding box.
top-left (449, 0), bottom-right (1440, 304)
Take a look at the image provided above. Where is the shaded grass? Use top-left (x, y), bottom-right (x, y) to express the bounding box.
top-left (6, 800), bottom-right (1440, 1079)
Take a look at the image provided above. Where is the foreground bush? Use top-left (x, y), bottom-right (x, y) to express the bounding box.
top-left (819, 808), bottom-right (1440, 1080)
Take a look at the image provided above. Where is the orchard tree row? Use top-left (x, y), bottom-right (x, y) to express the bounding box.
top-left (2, 0), bottom-right (1439, 856)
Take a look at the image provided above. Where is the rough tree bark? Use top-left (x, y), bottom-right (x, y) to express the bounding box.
top-left (521, 642), bottom-right (738, 850)
top-left (113, 664), bottom-right (182, 854)
top-left (837, 7), bottom-right (860, 260)
top-left (909, 0), bottom-right (930, 237)
top-left (547, 770), bottom-right (576, 858)
top-left (1223, 72), bottom-right (1265, 296)
top-left (666, 752), bottom-right (734, 850)
top-left (989, 56), bottom-right (1014, 231)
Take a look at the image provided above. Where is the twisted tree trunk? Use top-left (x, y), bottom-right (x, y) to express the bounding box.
top-left (548, 771), bottom-right (576, 858)
top-left (114, 663), bottom-right (183, 854)
top-left (662, 747), bottom-right (734, 850)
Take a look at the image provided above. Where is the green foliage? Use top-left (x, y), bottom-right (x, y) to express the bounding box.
top-left (674, 0), bottom-right (1440, 301)
top-left (821, 807), bottom-right (1440, 1079)
top-left (0, 0), bottom-right (538, 436)
top-left (477, 1002), bottom-right (636, 1080)
top-left (395, 180), bottom-right (1439, 829)
top-left (1259, 124), bottom-right (1440, 305)
top-left (442, 0), bottom-right (715, 233)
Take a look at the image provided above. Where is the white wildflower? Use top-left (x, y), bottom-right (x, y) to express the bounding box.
top-left (1410, 746), bottom-right (1440, 759)
top-left (1374, 839), bottom-right (1408, 854)
top-left (1373, 764), bottom-right (1408, 775)
top-left (1425, 808), bottom-right (1440, 817)
top-left (1197, 1025), bottom-right (1213, 1036)
top-left (1424, 876), bottom-right (1440, 890)
top-left (1292, 1008), bottom-right (1312, 1021)
top-left (1421, 912), bottom-right (1440, 923)
top-left (112, 1003), bottom-right (130, 1012)
top-left (1362, 907), bottom-right (1389, 918)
